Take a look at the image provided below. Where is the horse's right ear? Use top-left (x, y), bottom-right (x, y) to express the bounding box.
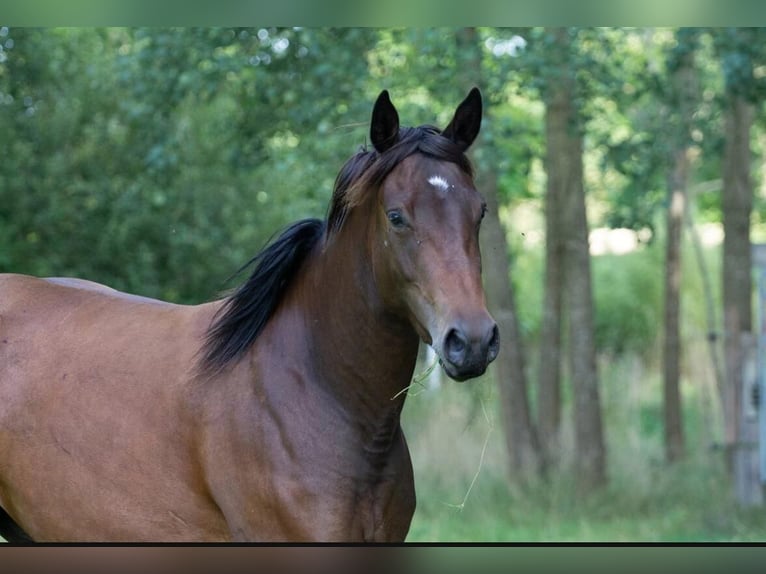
top-left (370, 90), bottom-right (400, 153)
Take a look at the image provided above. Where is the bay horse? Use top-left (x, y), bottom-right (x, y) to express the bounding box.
top-left (0, 88), bottom-right (498, 542)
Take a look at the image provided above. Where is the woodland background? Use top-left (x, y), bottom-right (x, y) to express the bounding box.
top-left (2, 27), bottom-right (766, 541)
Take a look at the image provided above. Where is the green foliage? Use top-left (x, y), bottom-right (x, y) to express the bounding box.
top-left (0, 27), bottom-right (379, 302)
top-left (1, 26), bottom-right (757, 301)
top-left (599, 28), bottom-right (694, 234)
top-left (592, 247), bottom-right (663, 355)
top-left (509, 219), bottom-right (664, 357)
top-left (510, 216), bottom-right (716, 360)
top-left (711, 27), bottom-right (766, 102)
top-left (7, 27), bottom-right (544, 303)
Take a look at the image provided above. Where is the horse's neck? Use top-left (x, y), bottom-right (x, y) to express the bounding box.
top-left (298, 219), bottom-right (419, 432)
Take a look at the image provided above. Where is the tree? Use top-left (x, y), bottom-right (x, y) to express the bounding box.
top-left (713, 27), bottom-right (766, 504)
top-left (537, 27), bottom-right (606, 490)
top-left (662, 28), bottom-right (700, 464)
top-left (597, 29), bottom-right (727, 462)
top-left (536, 30), bottom-right (566, 471)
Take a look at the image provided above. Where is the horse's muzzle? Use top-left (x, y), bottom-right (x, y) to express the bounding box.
top-left (439, 319), bottom-right (499, 382)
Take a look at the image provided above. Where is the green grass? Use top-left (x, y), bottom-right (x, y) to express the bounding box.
top-left (401, 350), bottom-right (766, 542)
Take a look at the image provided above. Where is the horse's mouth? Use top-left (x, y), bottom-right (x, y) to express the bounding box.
top-left (437, 356), bottom-right (489, 383)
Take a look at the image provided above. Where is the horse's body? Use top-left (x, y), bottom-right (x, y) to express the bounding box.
top-left (0, 89), bottom-right (497, 542)
top-left (0, 276), bottom-right (229, 541)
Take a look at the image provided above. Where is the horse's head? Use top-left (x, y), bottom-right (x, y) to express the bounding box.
top-left (367, 88), bottom-right (499, 382)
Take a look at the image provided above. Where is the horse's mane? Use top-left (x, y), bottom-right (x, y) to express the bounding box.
top-left (199, 124), bottom-right (473, 375)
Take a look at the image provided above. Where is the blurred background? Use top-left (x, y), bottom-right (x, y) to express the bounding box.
top-left (2, 27), bottom-right (766, 541)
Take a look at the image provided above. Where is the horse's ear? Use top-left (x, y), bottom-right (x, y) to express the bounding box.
top-left (370, 90), bottom-right (400, 153)
top-left (443, 87), bottom-right (482, 151)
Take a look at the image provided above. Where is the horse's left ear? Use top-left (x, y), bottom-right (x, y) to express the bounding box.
top-left (443, 87), bottom-right (482, 151)
top-left (370, 90), bottom-right (400, 153)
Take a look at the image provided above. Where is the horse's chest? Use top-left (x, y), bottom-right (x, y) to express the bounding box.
top-left (270, 454), bottom-right (415, 541)
top-left (252, 441), bottom-right (415, 542)
top-left (352, 476), bottom-right (415, 542)
top-left (344, 438), bottom-right (416, 541)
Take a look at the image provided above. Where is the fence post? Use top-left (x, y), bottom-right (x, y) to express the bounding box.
top-left (752, 246), bottom-right (766, 498)
top-left (758, 261), bottom-right (766, 490)
top-left (735, 333), bottom-right (762, 506)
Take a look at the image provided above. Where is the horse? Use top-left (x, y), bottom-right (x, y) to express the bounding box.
top-left (0, 88), bottom-right (498, 542)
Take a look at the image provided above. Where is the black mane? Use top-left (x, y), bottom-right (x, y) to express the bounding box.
top-left (200, 218), bottom-right (324, 373)
top-left (199, 124), bottom-right (473, 375)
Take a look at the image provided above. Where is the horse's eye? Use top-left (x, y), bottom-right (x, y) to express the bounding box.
top-left (387, 210), bottom-right (406, 228)
top-left (480, 203), bottom-right (488, 220)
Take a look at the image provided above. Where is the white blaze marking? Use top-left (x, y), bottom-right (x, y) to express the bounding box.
top-left (428, 175), bottom-right (450, 192)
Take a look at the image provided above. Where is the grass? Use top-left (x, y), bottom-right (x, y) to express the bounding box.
top-left (401, 348), bottom-right (766, 543)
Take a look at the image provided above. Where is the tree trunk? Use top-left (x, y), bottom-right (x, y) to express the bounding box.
top-left (663, 147), bottom-right (688, 463)
top-left (537, 86), bottom-right (565, 472)
top-left (544, 27), bottom-right (607, 491)
top-left (722, 93), bottom-right (753, 476)
top-left (455, 27), bottom-right (541, 483)
top-left (479, 171), bottom-right (542, 482)
top-left (662, 35), bottom-right (697, 464)
top-left (561, 137), bottom-right (607, 492)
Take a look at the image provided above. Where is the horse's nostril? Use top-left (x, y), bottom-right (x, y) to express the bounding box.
top-left (489, 324), bottom-right (499, 348)
top-left (444, 328), bottom-right (468, 364)
top-left (487, 324), bottom-right (500, 361)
